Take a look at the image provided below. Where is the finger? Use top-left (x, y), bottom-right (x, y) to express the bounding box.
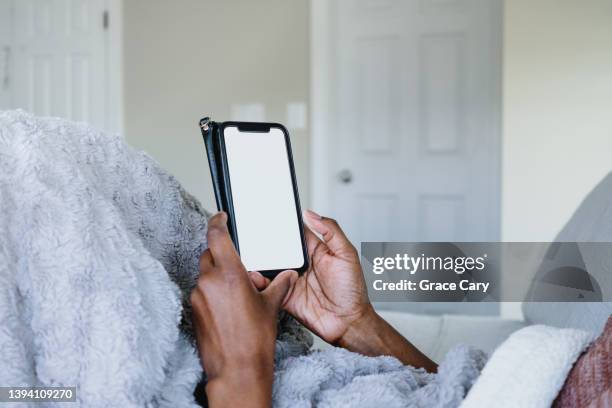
top-left (304, 225), bottom-right (333, 267)
top-left (262, 270), bottom-right (298, 311)
top-left (249, 271), bottom-right (271, 291)
top-left (206, 212), bottom-right (240, 268)
top-left (303, 210), bottom-right (355, 255)
top-left (304, 225), bottom-right (326, 255)
top-left (198, 249), bottom-right (214, 275)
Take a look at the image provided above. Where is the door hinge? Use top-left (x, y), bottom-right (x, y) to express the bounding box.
top-left (103, 10), bottom-right (109, 30)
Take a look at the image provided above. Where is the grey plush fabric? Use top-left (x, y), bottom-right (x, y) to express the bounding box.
top-left (0, 110), bottom-right (209, 407)
top-left (274, 345), bottom-right (486, 407)
top-left (0, 110), bottom-right (308, 407)
top-left (0, 110), bottom-right (485, 407)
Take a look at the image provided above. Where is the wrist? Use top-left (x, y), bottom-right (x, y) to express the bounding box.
top-left (337, 304), bottom-right (382, 351)
top-left (206, 363), bottom-right (274, 407)
top-left (337, 307), bottom-right (438, 373)
top-left (206, 353), bottom-right (275, 383)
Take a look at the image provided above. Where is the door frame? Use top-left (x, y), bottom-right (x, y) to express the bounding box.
top-left (3, 0), bottom-right (124, 135)
top-left (309, 0), bottom-right (503, 242)
top-left (310, 0), bottom-right (334, 216)
top-left (106, 0), bottom-right (124, 135)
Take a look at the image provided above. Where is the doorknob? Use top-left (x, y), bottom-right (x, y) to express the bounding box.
top-left (338, 169), bottom-right (353, 184)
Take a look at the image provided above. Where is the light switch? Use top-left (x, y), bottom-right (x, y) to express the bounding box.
top-left (286, 102), bottom-right (307, 130)
top-left (230, 103), bottom-right (266, 122)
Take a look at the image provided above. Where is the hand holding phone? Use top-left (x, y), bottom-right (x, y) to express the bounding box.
top-left (191, 212), bottom-right (298, 406)
top-left (200, 118), bottom-right (309, 278)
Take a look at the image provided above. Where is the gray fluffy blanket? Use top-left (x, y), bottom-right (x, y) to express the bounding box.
top-left (0, 110), bottom-right (485, 407)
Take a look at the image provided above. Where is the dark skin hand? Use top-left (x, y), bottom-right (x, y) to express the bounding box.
top-left (251, 209), bottom-right (438, 373)
top-left (192, 210), bottom-right (436, 407)
top-left (190, 212), bottom-right (298, 408)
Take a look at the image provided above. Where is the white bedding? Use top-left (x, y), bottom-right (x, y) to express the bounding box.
top-left (461, 324), bottom-right (594, 408)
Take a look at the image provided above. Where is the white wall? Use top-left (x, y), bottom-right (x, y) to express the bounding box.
top-left (502, 0), bottom-right (612, 241)
top-left (0, 0), bottom-right (11, 109)
top-left (122, 0), bottom-right (612, 242)
top-left (123, 0), bottom-right (310, 212)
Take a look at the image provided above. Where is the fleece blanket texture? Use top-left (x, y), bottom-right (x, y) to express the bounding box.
top-left (461, 324), bottom-right (594, 408)
top-left (0, 110), bottom-right (485, 407)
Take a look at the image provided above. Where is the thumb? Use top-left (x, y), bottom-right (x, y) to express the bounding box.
top-left (262, 270), bottom-right (298, 311)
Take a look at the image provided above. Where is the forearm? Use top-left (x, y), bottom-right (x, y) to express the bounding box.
top-left (338, 307), bottom-right (438, 373)
top-left (205, 365), bottom-right (274, 408)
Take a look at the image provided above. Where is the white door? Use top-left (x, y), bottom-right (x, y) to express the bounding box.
top-left (9, 0), bottom-right (110, 130)
top-left (317, 0), bottom-right (501, 245)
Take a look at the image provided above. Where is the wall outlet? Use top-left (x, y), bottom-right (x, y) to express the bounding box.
top-left (286, 102), bottom-right (307, 130)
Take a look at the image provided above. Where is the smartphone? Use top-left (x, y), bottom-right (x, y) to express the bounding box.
top-left (202, 119), bottom-right (309, 278)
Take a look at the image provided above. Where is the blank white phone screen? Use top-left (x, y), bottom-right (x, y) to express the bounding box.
top-left (224, 126), bottom-right (305, 272)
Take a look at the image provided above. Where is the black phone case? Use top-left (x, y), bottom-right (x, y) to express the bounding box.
top-left (199, 117), bottom-right (309, 278)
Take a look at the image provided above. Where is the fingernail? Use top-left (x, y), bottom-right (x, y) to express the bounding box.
top-left (216, 211), bottom-right (227, 221)
top-left (304, 209), bottom-right (322, 220)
